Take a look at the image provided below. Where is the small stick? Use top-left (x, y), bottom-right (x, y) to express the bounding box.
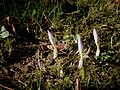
top-left (0, 84), bottom-right (13, 90)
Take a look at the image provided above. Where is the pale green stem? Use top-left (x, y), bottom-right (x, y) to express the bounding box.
top-left (53, 46), bottom-right (58, 59)
top-left (78, 54), bottom-right (83, 69)
top-left (81, 67), bottom-right (85, 80)
top-left (96, 43), bottom-right (100, 57)
top-left (78, 54), bottom-right (85, 80)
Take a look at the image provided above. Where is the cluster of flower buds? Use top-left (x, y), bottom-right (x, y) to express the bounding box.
top-left (77, 28), bottom-right (100, 69)
top-left (47, 28), bottom-right (100, 69)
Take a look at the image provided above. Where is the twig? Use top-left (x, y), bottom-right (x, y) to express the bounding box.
top-left (18, 80), bottom-right (27, 87)
top-left (0, 84), bottom-right (13, 90)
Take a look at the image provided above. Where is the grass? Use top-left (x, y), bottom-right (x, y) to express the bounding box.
top-left (0, 0), bottom-right (120, 90)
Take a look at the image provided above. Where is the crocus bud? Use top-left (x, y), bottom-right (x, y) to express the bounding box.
top-left (47, 30), bottom-right (57, 59)
top-left (93, 28), bottom-right (98, 44)
top-left (77, 34), bottom-right (83, 69)
top-left (93, 28), bottom-right (100, 57)
top-left (77, 34), bottom-right (83, 55)
top-left (47, 30), bottom-right (55, 47)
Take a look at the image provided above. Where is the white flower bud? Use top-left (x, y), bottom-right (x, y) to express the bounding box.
top-left (47, 30), bottom-right (57, 59)
top-left (93, 28), bottom-right (98, 44)
top-left (77, 34), bottom-right (83, 55)
top-left (93, 28), bottom-right (100, 57)
top-left (47, 30), bottom-right (55, 47)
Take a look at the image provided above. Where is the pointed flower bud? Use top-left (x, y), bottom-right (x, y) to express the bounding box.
top-left (47, 30), bottom-right (55, 47)
top-left (93, 28), bottom-right (98, 44)
top-left (47, 30), bottom-right (57, 59)
top-left (77, 34), bottom-right (83, 55)
top-left (93, 28), bottom-right (100, 57)
top-left (77, 34), bottom-right (83, 69)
